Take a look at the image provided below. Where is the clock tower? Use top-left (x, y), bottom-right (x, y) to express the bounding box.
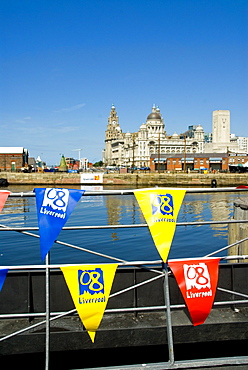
top-left (104, 105), bottom-right (123, 166)
top-left (105, 104), bottom-right (121, 140)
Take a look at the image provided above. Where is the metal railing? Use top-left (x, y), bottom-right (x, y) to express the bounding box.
top-left (1, 187), bottom-right (248, 369)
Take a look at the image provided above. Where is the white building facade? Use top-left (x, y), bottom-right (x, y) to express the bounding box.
top-left (103, 106), bottom-right (248, 168)
top-left (103, 105), bottom-right (205, 168)
top-left (205, 110), bottom-right (245, 154)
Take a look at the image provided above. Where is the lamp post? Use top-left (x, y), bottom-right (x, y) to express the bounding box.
top-left (131, 133), bottom-right (137, 171)
top-left (184, 135), bottom-right (187, 173)
top-left (158, 132), bottom-right (161, 173)
top-left (72, 149), bottom-right (82, 169)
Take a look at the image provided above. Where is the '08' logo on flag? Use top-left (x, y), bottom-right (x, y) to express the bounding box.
top-left (183, 263), bottom-right (211, 291)
top-left (78, 268), bottom-right (104, 295)
top-left (41, 188), bottom-right (69, 214)
top-left (183, 262), bottom-right (212, 299)
top-left (151, 194), bottom-right (174, 218)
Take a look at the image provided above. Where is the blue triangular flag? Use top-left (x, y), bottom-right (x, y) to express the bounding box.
top-left (0, 269), bottom-right (8, 291)
top-left (34, 188), bottom-right (85, 261)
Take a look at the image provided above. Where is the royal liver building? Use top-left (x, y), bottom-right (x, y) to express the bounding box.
top-left (103, 104), bottom-right (205, 168)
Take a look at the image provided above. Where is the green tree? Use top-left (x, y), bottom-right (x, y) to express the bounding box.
top-left (93, 161), bottom-right (103, 167)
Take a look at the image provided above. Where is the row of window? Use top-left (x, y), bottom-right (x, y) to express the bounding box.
top-left (166, 159), bottom-right (227, 165)
top-left (229, 158), bottom-right (247, 162)
top-left (150, 149), bottom-right (195, 153)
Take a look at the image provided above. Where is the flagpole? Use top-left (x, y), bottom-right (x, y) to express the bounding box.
top-left (163, 263), bottom-right (175, 365)
top-left (45, 252), bottom-right (50, 370)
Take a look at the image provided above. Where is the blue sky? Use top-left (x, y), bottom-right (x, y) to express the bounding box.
top-left (1, 0), bottom-right (247, 165)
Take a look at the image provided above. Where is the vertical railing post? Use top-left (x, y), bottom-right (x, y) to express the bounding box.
top-left (45, 253), bottom-right (50, 370)
top-left (228, 199), bottom-right (248, 262)
top-left (163, 263), bottom-right (175, 365)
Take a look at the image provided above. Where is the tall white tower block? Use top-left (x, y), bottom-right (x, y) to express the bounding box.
top-left (212, 110), bottom-right (230, 144)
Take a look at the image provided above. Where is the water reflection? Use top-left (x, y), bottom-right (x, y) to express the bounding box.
top-left (0, 185), bottom-right (247, 265)
top-left (0, 196), bottom-right (30, 225)
top-left (180, 192), bottom-right (237, 237)
top-left (104, 194), bottom-right (145, 241)
top-left (100, 188), bottom-right (246, 260)
top-left (104, 194), bottom-right (144, 224)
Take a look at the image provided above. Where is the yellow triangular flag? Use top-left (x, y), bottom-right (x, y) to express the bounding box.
top-left (134, 188), bottom-right (186, 262)
top-left (61, 264), bottom-right (118, 342)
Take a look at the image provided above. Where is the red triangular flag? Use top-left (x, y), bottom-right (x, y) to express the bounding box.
top-left (0, 191), bottom-right (10, 213)
top-left (168, 257), bottom-right (220, 326)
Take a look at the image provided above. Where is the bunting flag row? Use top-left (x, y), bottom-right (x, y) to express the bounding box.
top-left (61, 258), bottom-right (220, 335)
top-left (0, 258), bottom-right (220, 340)
top-left (0, 187), bottom-right (221, 340)
top-left (0, 187), bottom-right (187, 262)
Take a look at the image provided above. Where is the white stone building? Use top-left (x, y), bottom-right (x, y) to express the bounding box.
top-left (103, 106), bottom-right (248, 168)
top-left (103, 105), bottom-right (205, 168)
top-left (204, 110), bottom-right (243, 154)
top-left (232, 136), bottom-right (248, 153)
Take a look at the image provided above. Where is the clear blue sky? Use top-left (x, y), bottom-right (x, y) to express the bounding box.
top-left (1, 0), bottom-right (247, 165)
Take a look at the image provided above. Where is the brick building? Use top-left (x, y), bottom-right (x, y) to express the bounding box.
top-left (228, 153), bottom-right (248, 166)
top-left (150, 153), bottom-right (228, 172)
top-left (0, 147), bottom-right (28, 171)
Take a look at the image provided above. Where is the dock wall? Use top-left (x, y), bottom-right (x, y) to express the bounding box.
top-left (1, 171), bottom-right (248, 186)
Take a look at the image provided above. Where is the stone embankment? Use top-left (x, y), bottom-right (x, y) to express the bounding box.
top-left (0, 171), bottom-right (248, 187)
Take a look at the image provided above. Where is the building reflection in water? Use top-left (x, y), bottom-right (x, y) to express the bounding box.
top-left (180, 192), bottom-right (239, 238)
top-left (104, 194), bottom-right (144, 241)
top-left (103, 191), bottom-right (241, 243)
top-left (0, 196), bottom-right (31, 224)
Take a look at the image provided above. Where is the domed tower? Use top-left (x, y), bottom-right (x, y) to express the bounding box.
top-left (194, 125), bottom-right (204, 141)
top-left (146, 105), bottom-right (166, 140)
top-left (194, 125), bottom-right (205, 152)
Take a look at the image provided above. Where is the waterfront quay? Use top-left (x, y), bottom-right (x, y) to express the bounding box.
top-left (1, 171), bottom-right (248, 187)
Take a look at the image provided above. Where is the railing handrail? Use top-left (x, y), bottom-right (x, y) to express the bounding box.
top-left (6, 186), bottom-right (248, 197)
top-left (0, 219), bottom-right (248, 232)
top-left (1, 188), bottom-right (248, 369)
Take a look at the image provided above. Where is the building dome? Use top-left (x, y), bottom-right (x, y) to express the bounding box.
top-left (147, 112), bottom-right (162, 120)
top-left (147, 105), bottom-right (162, 120)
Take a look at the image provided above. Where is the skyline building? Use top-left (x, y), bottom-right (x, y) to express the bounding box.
top-left (103, 105), bottom-right (205, 168)
top-left (103, 105), bottom-right (246, 168)
top-left (204, 110), bottom-right (241, 154)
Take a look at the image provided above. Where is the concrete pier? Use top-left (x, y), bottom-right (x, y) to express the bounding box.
top-left (0, 171), bottom-right (248, 186)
